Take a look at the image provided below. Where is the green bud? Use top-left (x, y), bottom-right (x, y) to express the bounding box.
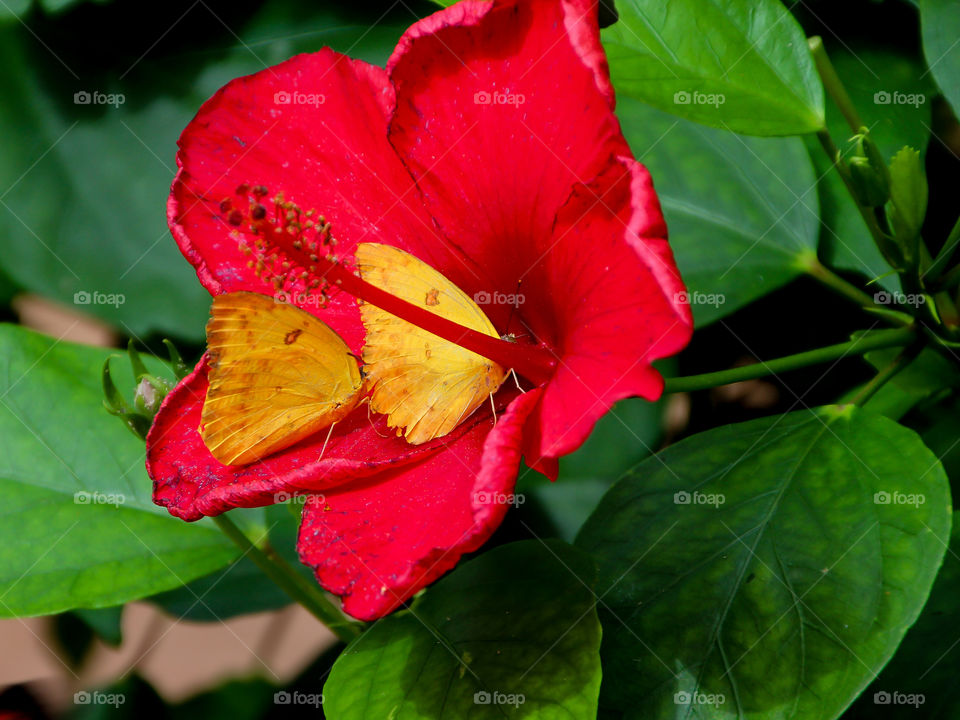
top-left (886, 146), bottom-right (927, 265)
top-left (846, 129), bottom-right (891, 208)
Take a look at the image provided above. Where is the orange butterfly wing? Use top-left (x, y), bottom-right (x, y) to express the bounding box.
top-left (200, 292), bottom-right (363, 465)
top-left (355, 243), bottom-right (506, 444)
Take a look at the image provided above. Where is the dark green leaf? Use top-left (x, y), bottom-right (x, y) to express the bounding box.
top-left (845, 513), bottom-right (960, 719)
top-left (577, 406), bottom-right (951, 719)
top-left (602, 0), bottom-right (824, 135)
top-left (324, 540), bottom-right (602, 719)
top-left (151, 505), bottom-right (307, 620)
top-left (0, 324), bottom-right (240, 617)
top-left (74, 605), bottom-right (124, 646)
top-left (619, 97), bottom-right (819, 325)
top-left (920, 0), bottom-right (960, 115)
top-left (520, 396), bottom-right (664, 542)
top-left (0, 3), bottom-right (408, 340)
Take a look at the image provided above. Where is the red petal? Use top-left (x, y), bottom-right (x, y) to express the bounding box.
top-left (169, 48), bottom-right (446, 351)
top-left (297, 389), bottom-right (541, 621)
top-left (524, 156), bottom-right (693, 467)
top-left (386, 0), bottom-right (626, 301)
top-left (147, 358), bottom-right (473, 521)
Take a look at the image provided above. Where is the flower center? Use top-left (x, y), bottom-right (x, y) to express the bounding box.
top-left (218, 185), bottom-right (557, 385)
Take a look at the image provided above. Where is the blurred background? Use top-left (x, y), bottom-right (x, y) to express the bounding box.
top-left (0, 0), bottom-right (957, 717)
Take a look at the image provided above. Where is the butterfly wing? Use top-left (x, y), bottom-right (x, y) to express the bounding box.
top-left (200, 292), bottom-right (363, 465)
top-left (355, 243), bottom-right (506, 444)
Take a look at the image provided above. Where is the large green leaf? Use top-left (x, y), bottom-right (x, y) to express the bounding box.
top-left (0, 3), bottom-right (409, 341)
top-left (576, 406), bottom-right (951, 719)
top-left (602, 0), bottom-right (824, 135)
top-left (844, 513), bottom-right (960, 719)
top-left (323, 540), bottom-right (602, 719)
top-left (920, 0), bottom-right (960, 116)
top-left (0, 324), bottom-right (239, 616)
top-left (813, 47), bottom-right (933, 290)
top-left (619, 97), bottom-right (819, 325)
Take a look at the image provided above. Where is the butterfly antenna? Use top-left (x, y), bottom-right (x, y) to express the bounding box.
top-left (318, 422), bottom-right (336, 462)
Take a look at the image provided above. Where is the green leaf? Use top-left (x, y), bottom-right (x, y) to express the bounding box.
top-left (74, 605), bottom-right (124, 646)
top-left (844, 512), bottom-right (960, 718)
top-left (866, 345), bottom-right (957, 397)
top-left (323, 540), bottom-right (602, 719)
top-left (813, 47), bottom-right (933, 290)
top-left (520, 396), bottom-right (664, 542)
top-left (151, 505), bottom-right (308, 620)
top-left (576, 406), bottom-right (952, 719)
top-left (0, 324), bottom-right (239, 617)
top-left (602, 0), bottom-right (824, 135)
top-left (618, 97), bottom-right (818, 325)
top-left (920, 0), bottom-right (960, 116)
top-left (0, 3), bottom-right (409, 341)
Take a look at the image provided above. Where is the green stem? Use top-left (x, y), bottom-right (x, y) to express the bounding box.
top-left (803, 255), bottom-right (878, 308)
top-left (808, 37), bottom-right (864, 133)
top-left (802, 255), bottom-right (913, 326)
top-left (850, 343), bottom-right (923, 406)
top-left (663, 327), bottom-right (916, 394)
top-left (213, 514), bottom-right (361, 642)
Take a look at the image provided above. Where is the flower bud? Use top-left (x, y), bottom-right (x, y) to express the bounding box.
top-left (846, 129), bottom-right (890, 208)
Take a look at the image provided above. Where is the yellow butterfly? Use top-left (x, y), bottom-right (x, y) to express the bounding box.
top-left (200, 291), bottom-right (363, 465)
top-left (355, 243), bottom-right (508, 444)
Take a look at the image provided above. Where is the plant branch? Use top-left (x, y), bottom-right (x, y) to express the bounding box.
top-left (808, 37), bottom-right (864, 133)
top-left (663, 327), bottom-right (916, 394)
top-left (213, 513), bottom-right (361, 642)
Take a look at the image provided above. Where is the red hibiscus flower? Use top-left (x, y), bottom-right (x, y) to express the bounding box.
top-left (146, 0), bottom-right (692, 621)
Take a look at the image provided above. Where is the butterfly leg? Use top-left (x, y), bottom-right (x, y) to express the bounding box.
top-left (507, 367), bottom-right (525, 393)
